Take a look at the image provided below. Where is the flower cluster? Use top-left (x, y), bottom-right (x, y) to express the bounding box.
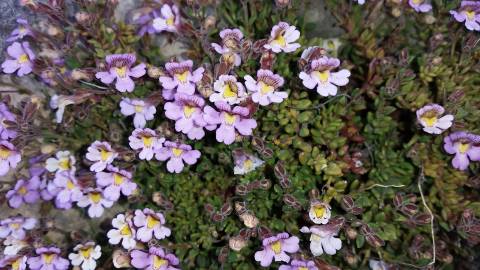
top-left (0, 215), bottom-right (102, 270)
top-left (134, 3), bottom-right (181, 36)
top-left (107, 210), bottom-right (178, 269)
top-left (0, 102), bottom-right (21, 177)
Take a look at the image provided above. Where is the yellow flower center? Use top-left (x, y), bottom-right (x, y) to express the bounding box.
top-left (58, 158), bottom-right (71, 170)
top-left (142, 136), bottom-right (153, 147)
top-left (412, 0), bottom-right (423, 4)
top-left (153, 256), bottom-right (167, 269)
top-left (146, 215), bottom-right (160, 229)
top-left (313, 205), bottom-right (326, 218)
top-left (18, 54), bottom-right (29, 64)
top-left (175, 71), bottom-right (189, 83)
top-left (66, 180), bottom-right (75, 190)
top-left (134, 105), bottom-right (143, 113)
top-left (115, 66), bottom-right (127, 78)
top-left (9, 223), bottom-right (20, 229)
top-left (421, 115), bottom-right (437, 127)
top-left (224, 113), bottom-right (236, 125)
top-left (466, 10), bottom-right (476, 20)
top-left (299, 268), bottom-right (308, 270)
top-left (11, 258), bottom-right (22, 270)
top-left (243, 159), bottom-right (253, 171)
top-left (313, 70), bottom-right (330, 82)
top-left (457, 142), bottom-right (470, 154)
top-left (271, 241), bottom-right (282, 254)
top-left (223, 83), bottom-right (237, 98)
top-left (272, 34), bottom-right (286, 47)
top-left (172, 148), bottom-right (183, 157)
top-left (80, 247), bottom-right (92, 259)
top-left (43, 253), bottom-right (55, 264)
top-left (259, 82), bottom-right (274, 95)
top-left (100, 149), bottom-right (111, 161)
top-left (18, 26), bottom-right (26, 34)
top-left (18, 186), bottom-right (27, 195)
top-left (120, 225), bottom-right (132, 236)
top-left (89, 192), bottom-right (102, 203)
top-left (166, 16), bottom-right (175, 26)
top-left (0, 147), bottom-right (11, 159)
top-left (113, 173), bottom-right (124, 186)
top-left (183, 105), bottom-right (196, 118)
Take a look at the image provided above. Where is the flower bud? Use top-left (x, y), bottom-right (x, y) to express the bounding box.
top-left (112, 249), bottom-right (131, 268)
top-left (239, 211), bottom-right (259, 228)
top-left (147, 65), bottom-right (165, 79)
top-left (275, 0), bottom-right (290, 8)
top-left (346, 227), bottom-right (357, 240)
top-left (75, 12), bottom-right (91, 24)
top-left (204, 15), bottom-right (216, 29)
top-left (229, 236), bottom-right (248, 251)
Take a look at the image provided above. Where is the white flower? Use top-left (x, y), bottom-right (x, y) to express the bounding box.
top-left (233, 151), bottom-right (264, 175)
top-left (264, 22), bottom-right (301, 53)
top-left (308, 201), bottom-right (331, 225)
top-left (50, 95), bottom-right (75, 123)
top-left (416, 104), bottom-right (453, 134)
top-left (45, 150), bottom-right (76, 173)
top-left (3, 236), bottom-right (28, 255)
top-left (210, 75), bottom-right (247, 105)
top-left (68, 242), bottom-right (101, 270)
top-left (77, 188), bottom-right (114, 218)
top-left (300, 226), bottom-right (342, 256)
top-left (369, 259), bottom-right (389, 270)
top-left (107, 214), bottom-right (137, 250)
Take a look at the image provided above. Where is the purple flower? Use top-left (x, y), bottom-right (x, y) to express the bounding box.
top-left (264, 22), bottom-right (301, 53)
top-left (154, 141), bottom-right (201, 173)
top-left (27, 247), bottom-right (69, 270)
top-left (152, 4), bottom-right (181, 33)
top-left (0, 216), bottom-right (36, 239)
top-left (408, 0), bottom-right (432, 13)
top-left (159, 60), bottom-right (204, 100)
top-left (244, 70), bottom-right (288, 106)
top-left (129, 128), bottom-right (165, 161)
top-left (6, 176), bottom-right (41, 208)
top-left (1, 42), bottom-right (35, 76)
top-left (6, 18), bottom-right (33, 42)
top-left (85, 141), bottom-right (118, 172)
top-left (211, 28), bottom-right (244, 66)
top-left (355, 0), bottom-right (366, 4)
top-left (120, 98), bottom-right (157, 129)
top-left (77, 188), bottom-right (114, 218)
top-left (203, 102), bottom-right (257, 145)
top-left (52, 171), bottom-right (83, 205)
top-left (299, 55), bottom-right (351, 96)
top-left (133, 208), bottom-right (171, 242)
top-left (164, 93), bottom-right (211, 140)
top-left (443, 131), bottom-right (480, 170)
top-left (254, 232), bottom-right (300, 267)
top-left (96, 165), bottom-right (137, 201)
top-left (0, 140), bottom-right (21, 176)
top-left (416, 104), bottom-right (453, 134)
top-left (0, 102), bottom-right (17, 140)
top-left (279, 260), bottom-right (318, 270)
top-left (95, 54), bottom-right (146, 92)
top-left (0, 255), bottom-right (27, 270)
top-left (107, 213), bottom-right (137, 250)
top-left (450, 1), bottom-right (480, 31)
top-left (134, 10), bottom-right (161, 37)
top-left (210, 75), bottom-right (247, 105)
top-left (130, 246), bottom-right (179, 270)
top-left (41, 177), bottom-right (58, 201)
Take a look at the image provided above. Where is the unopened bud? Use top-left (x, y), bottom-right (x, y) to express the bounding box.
top-left (75, 12), bottom-right (91, 24)
top-left (275, 0), bottom-right (290, 8)
top-left (112, 249), bottom-right (131, 268)
top-left (147, 65), bottom-right (165, 79)
top-left (229, 236), bottom-right (248, 251)
top-left (239, 212), bottom-right (259, 228)
top-left (204, 15), bottom-right (216, 29)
